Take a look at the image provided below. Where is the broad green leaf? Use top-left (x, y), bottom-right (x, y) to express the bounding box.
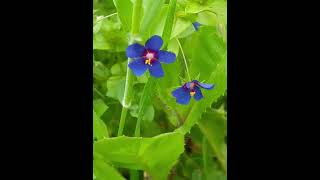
top-left (93, 18), bottom-right (127, 51)
top-left (94, 132), bottom-right (185, 180)
top-left (171, 18), bottom-right (193, 39)
top-left (93, 61), bottom-right (110, 81)
top-left (175, 26), bottom-right (227, 134)
top-left (93, 157), bottom-right (125, 180)
top-left (198, 109), bottom-right (227, 174)
top-left (106, 76), bottom-right (126, 103)
top-left (149, 5), bottom-right (169, 37)
top-left (140, 0), bottom-right (165, 34)
top-left (112, 0), bottom-right (133, 31)
top-left (185, 1), bottom-right (209, 14)
top-left (93, 99), bottom-right (109, 117)
top-left (93, 109), bottom-right (109, 139)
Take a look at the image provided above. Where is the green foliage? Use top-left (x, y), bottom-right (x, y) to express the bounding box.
top-left (94, 132), bottom-right (185, 180)
top-left (93, 0), bottom-right (227, 179)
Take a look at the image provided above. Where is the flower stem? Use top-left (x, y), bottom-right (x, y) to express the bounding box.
top-left (117, 0), bottom-right (143, 137)
top-left (202, 137), bottom-right (208, 179)
top-left (176, 38), bottom-right (191, 81)
top-left (162, 0), bottom-right (177, 47)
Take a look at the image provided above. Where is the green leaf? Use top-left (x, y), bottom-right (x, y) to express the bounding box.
top-left (93, 157), bottom-right (125, 180)
top-left (94, 132), bottom-right (185, 180)
top-left (93, 99), bottom-right (109, 117)
top-left (93, 109), bottom-right (109, 140)
top-left (198, 108), bottom-right (227, 174)
top-left (106, 76), bottom-right (126, 103)
top-left (112, 0), bottom-right (133, 31)
top-left (140, 0), bottom-right (165, 34)
top-left (171, 18), bottom-right (193, 39)
top-left (93, 18), bottom-right (127, 51)
top-left (175, 26), bottom-right (227, 134)
top-left (134, 78), bottom-right (157, 136)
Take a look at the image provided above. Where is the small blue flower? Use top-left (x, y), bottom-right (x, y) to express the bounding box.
top-left (126, 35), bottom-right (176, 78)
top-left (171, 80), bottom-right (214, 105)
top-left (192, 22), bottom-right (201, 31)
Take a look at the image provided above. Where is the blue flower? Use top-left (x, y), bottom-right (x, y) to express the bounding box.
top-left (171, 80), bottom-right (214, 105)
top-left (126, 35), bottom-right (176, 78)
top-left (192, 22), bottom-right (201, 31)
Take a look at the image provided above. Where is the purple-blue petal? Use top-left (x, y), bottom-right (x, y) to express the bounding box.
top-left (128, 58), bottom-right (148, 76)
top-left (193, 87), bottom-right (203, 101)
top-left (186, 82), bottom-right (192, 89)
top-left (157, 50), bottom-right (176, 64)
top-left (145, 35), bottom-right (163, 51)
top-left (148, 61), bottom-right (164, 77)
top-left (197, 82), bottom-right (214, 90)
top-left (126, 43), bottom-right (145, 58)
top-left (171, 87), bottom-right (191, 105)
top-left (192, 22), bottom-right (201, 31)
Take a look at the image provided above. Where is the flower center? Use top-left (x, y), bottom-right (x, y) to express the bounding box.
top-left (145, 59), bottom-right (152, 66)
top-left (146, 52), bottom-right (154, 59)
top-left (189, 82), bottom-right (195, 89)
top-left (190, 90), bottom-right (196, 96)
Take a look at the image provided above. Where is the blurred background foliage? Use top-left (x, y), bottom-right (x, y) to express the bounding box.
top-left (93, 0), bottom-right (227, 179)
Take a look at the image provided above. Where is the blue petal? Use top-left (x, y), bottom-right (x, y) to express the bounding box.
top-left (186, 82), bottom-right (192, 89)
top-left (171, 87), bottom-right (191, 105)
top-left (192, 22), bottom-right (201, 31)
top-left (157, 50), bottom-right (176, 64)
top-left (126, 43), bottom-right (145, 58)
top-left (193, 87), bottom-right (203, 101)
top-left (197, 82), bottom-right (214, 90)
top-left (145, 35), bottom-right (163, 51)
top-left (148, 61), bottom-right (164, 77)
top-left (128, 58), bottom-right (148, 76)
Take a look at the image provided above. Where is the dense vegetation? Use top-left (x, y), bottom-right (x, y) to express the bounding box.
top-left (93, 0), bottom-right (227, 179)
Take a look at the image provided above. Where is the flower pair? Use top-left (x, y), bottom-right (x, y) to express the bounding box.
top-left (126, 35), bottom-right (214, 105)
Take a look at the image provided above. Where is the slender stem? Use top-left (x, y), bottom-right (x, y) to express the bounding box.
top-left (162, 0), bottom-right (177, 48)
top-left (202, 137), bottom-right (208, 179)
top-left (96, 12), bottom-right (117, 22)
top-left (118, 0), bottom-right (143, 137)
top-left (117, 108), bottom-right (128, 136)
top-left (176, 38), bottom-right (191, 81)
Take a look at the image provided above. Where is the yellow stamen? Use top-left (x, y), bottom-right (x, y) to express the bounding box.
top-left (145, 59), bottom-right (152, 66)
top-left (190, 91), bottom-right (196, 96)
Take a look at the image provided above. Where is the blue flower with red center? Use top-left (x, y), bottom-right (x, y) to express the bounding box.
top-left (172, 80), bottom-right (214, 105)
top-left (192, 22), bottom-right (201, 31)
top-left (126, 35), bottom-right (176, 78)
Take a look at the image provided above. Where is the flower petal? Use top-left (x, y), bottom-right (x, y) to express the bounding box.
top-left (148, 61), bottom-right (164, 77)
top-left (145, 35), bottom-right (163, 51)
top-left (171, 87), bottom-right (191, 105)
top-left (128, 58), bottom-right (148, 76)
top-left (126, 43), bottom-right (145, 58)
top-left (193, 87), bottom-right (203, 101)
top-left (197, 82), bottom-right (214, 90)
top-left (192, 22), bottom-right (201, 31)
top-left (157, 50), bottom-right (176, 64)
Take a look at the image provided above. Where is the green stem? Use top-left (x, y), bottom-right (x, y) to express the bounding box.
top-left (134, 77), bottom-right (156, 137)
top-left (162, 0), bottom-right (177, 47)
top-left (176, 38), bottom-right (191, 81)
top-left (117, 107), bottom-right (128, 136)
top-left (202, 137), bottom-right (208, 179)
top-left (117, 0), bottom-right (143, 137)
top-left (96, 12), bottom-right (117, 22)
